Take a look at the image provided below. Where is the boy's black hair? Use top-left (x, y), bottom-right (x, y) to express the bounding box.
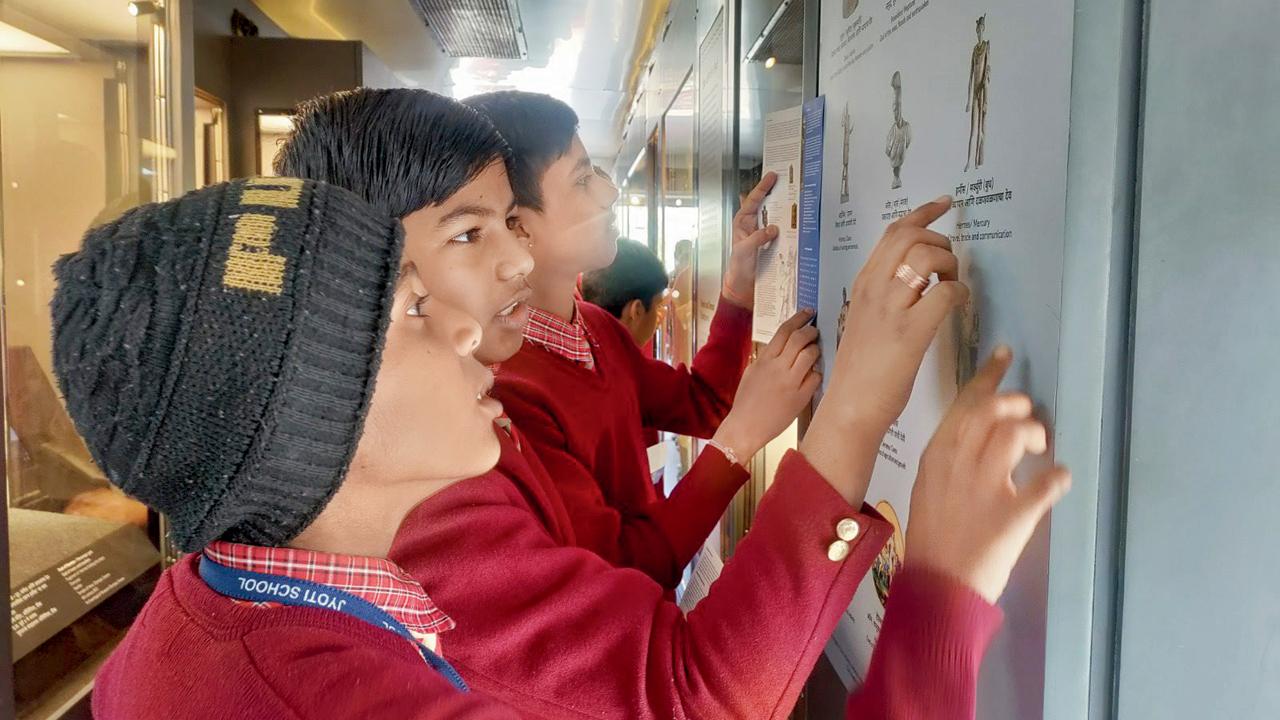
top-left (462, 91), bottom-right (580, 211)
top-left (581, 238), bottom-right (669, 319)
top-left (274, 88), bottom-right (511, 219)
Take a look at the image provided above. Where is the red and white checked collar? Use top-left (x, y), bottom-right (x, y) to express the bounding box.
top-left (523, 302), bottom-right (595, 368)
top-left (204, 541), bottom-right (455, 642)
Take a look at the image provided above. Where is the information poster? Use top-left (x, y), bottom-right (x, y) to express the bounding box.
top-left (695, 8), bottom-right (727, 349)
top-left (752, 104), bottom-right (803, 343)
top-left (815, 0), bottom-right (1074, 717)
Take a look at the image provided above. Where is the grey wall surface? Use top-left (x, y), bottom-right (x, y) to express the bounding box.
top-left (226, 38), bottom-right (363, 177)
top-left (1042, 0), bottom-right (1143, 717)
top-left (194, 0), bottom-right (289, 103)
top-left (1117, 1), bottom-right (1280, 717)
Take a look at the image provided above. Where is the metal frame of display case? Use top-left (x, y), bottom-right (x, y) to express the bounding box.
top-left (2, 343), bottom-right (15, 720)
top-left (1, 2), bottom-right (192, 716)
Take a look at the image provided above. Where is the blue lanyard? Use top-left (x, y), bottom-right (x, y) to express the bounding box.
top-left (199, 556), bottom-right (468, 693)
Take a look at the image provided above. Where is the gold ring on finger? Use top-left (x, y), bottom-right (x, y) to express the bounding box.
top-left (894, 263), bottom-right (930, 294)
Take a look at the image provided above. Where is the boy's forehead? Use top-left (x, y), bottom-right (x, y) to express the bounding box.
top-left (551, 137), bottom-right (591, 177)
top-left (440, 169), bottom-right (515, 217)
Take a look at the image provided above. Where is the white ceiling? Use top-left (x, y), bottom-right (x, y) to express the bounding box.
top-left (250, 0), bottom-right (667, 168)
top-left (0, 0), bottom-right (145, 44)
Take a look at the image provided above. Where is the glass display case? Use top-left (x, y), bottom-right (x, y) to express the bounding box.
top-left (655, 76), bottom-right (698, 497)
top-left (0, 1), bottom-right (177, 716)
top-left (720, 0), bottom-right (808, 555)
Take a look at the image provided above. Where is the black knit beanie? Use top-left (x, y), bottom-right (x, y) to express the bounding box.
top-left (51, 177), bottom-right (404, 552)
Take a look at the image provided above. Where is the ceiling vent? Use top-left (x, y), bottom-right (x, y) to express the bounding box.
top-left (409, 0), bottom-right (528, 59)
top-left (745, 0), bottom-right (804, 66)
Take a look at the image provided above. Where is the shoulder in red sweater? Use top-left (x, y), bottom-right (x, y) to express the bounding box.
top-left (493, 299), bottom-right (753, 587)
top-left (391, 447), bottom-right (1003, 718)
top-left (92, 554), bottom-right (519, 720)
top-left (393, 449), bottom-right (904, 718)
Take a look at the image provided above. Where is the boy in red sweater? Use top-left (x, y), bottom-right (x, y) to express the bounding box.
top-left (61, 179), bottom-right (1068, 720)
top-left (465, 91), bottom-right (801, 584)
top-left (276, 88), bottom-right (1071, 718)
top-left (280, 90), bottom-right (808, 589)
top-left (581, 237), bottom-right (670, 348)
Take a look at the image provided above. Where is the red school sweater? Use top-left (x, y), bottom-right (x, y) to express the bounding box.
top-left (492, 298), bottom-right (752, 588)
top-left (95, 456), bottom-right (1000, 719)
top-left (392, 448), bottom-right (1001, 719)
top-left (91, 554), bottom-right (523, 720)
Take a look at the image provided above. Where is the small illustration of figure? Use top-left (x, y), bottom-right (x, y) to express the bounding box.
top-left (957, 294), bottom-right (980, 386)
top-left (836, 286), bottom-right (851, 348)
top-left (778, 245), bottom-right (798, 320)
top-left (872, 500), bottom-right (905, 606)
top-left (790, 202), bottom-right (798, 229)
top-left (965, 15), bottom-right (991, 172)
top-left (956, 251), bottom-right (981, 386)
top-left (843, 0), bottom-right (859, 19)
top-left (788, 164), bottom-right (795, 185)
top-left (840, 103), bottom-right (853, 204)
top-left (885, 71), bottom-right (912, 190)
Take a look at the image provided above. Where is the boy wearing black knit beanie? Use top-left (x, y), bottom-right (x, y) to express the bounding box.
top-left (57, 175), bottom-right (523, 719)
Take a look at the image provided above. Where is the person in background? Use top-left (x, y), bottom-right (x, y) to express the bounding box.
top-left (581, 237), bottom-right (669, 348)
top-left (580, 236), bottom-right (672, 474)
top-left (668, 238), bottom-right (695, 361)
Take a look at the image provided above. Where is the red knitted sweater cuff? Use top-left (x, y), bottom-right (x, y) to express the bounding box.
top-left (848, 564), bottom-right (1004, 720)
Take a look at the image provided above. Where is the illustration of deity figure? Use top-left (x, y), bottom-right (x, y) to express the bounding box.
top-left (778, 246), bottom-right (797, 320)
top-left (836, 286), bottom-right (851, 348)
top-left (956, 251), bottom-right (981, 386)
top-left (885, 71), bottom-right (912, 190)
top-left (871, 500), bottom-right (905, 607)
top-left (965, 15), bottom-right (991, 172)
top-left (840, 103), bottom-right (853, 204)
top-left (957, 294), bottom-right (981, 386)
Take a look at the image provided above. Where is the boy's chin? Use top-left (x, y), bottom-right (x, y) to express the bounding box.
top-left (589, 236), bottom-right (620, 270)
top-left (476, 330), bottom-right (524, 366)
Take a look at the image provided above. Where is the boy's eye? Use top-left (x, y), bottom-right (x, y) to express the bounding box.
top-left (406, 295), bottom-right (430, 317)
top-left (576, 175), bottom-right (592, 187)
top-left (450, 229), bottom-right (480, 244)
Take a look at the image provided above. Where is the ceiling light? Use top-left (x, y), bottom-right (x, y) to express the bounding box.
top-left (0, 21), bottom-right (70, 55)
top-left (764, 56), bottom-right (777, 69)
top-left (128, 2), bottom-right (158, 17)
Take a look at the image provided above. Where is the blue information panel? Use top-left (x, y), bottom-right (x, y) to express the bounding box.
top-left (798, 96), bottom-right (825, 314)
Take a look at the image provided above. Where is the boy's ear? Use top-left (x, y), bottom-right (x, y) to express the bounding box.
top-left (620, 298), bottom-right (645, 324)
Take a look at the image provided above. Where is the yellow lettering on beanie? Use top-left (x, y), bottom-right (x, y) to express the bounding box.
top-left (240, 176), bottom-right (303, 208)
top-left (223, 213), bottom-right (286, 295)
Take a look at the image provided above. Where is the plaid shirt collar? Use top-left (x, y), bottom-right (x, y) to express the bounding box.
top-left (204, 541), bottom-right (455, 642)
top-left (523, 301), bottom-right (595, 368)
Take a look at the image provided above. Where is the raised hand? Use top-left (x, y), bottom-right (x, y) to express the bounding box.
top-left (820, 195), bottom-right (964, 431)
top-left (712, 310), bottom-right (821, 461)
top-left (800, 196), bottom-right (966, 505)
top-left (905, 348), bottom-right (1072, 603)
top-left (722, 172), bottom-right (780, 308)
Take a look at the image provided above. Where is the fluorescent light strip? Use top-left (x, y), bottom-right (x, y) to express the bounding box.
top-left (0, 20), bottom-right (70, 56)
